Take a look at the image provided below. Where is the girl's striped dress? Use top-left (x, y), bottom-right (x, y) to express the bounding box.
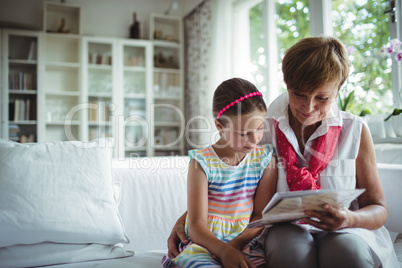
top-left (162, 144), bottom-right (273, 268)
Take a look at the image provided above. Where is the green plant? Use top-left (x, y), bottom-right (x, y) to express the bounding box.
top-left (338, 90), bottom-right (355, 111)
top-left (384, 108), bottom-right (402, 121)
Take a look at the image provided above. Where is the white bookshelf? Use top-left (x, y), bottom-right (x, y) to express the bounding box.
top-left (1, 29), bottom-right (41, 143)
top-left (1, 9), bottom-right (185, 157)
top-left (150, 13), bottom-right (185, 156)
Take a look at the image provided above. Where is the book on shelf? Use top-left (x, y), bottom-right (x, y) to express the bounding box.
top-left (9, 99), bottom-right (36, 121)
top-left (9, 72), bottom-right (35, 90)
top-left (88, 101), bottom-right (111, 122)
top-left (27, 41), bottom-right (37, 61)
top-left (248, 188), bottom-right (365, 228)
top-left (8, 124), bottom-right (20, 142)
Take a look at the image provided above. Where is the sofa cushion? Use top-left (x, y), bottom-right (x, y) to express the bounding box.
top-left (0, 242), bottom-right (133, 268)
top-left (0, 138), bottom-right (129, 247)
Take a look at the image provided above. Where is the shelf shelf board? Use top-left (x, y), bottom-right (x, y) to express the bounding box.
top-left (153, 67), bottom-right (181, 73)
top-left (88, 121), bottom-right (112, 126)
top-left (153, 40), bottom-right (180, 48)
top-left (9, 89), bottom-right (37, 94)
top-left (9, 59), bottom-right (37, 65)
top-left (45, 33), bottom-right (81, 40)
top-left (125, 147), bottom-right (147, 152)
top-left (46, 91), bottom-right (80, 97)
top-left (125, 93), bottom-right (146, 98)
top-left (10, 120), bottom-right (37, 125)
top-left (88, 92), bottom-right (112, 97)
top-left (88, 64), bottom-right (112, 70)
top-left (46, 61), bottom-right (80, 69)
top-left (124, 66), bottom-right (146, 72)
top-left (154, 96), bottom-right (181, 101)
top-left (46, 121), bottom-right (80, 126)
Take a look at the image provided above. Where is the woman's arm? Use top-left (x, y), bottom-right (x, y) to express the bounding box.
top-left (350, 122), bottom-right (389, 229)
top-left (187, 159), bottom-right (254, 267)
top-left (302, 123), bottom-right (389, 231)
top-left (229, 156), bottom-right (278, 250)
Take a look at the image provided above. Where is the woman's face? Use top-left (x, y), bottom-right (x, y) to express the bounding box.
top-left (288, 81), bottom-right (338, 126)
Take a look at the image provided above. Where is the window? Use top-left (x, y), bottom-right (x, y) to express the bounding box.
top-left (333, 0), bottom-right (393, 115)
top-left (233, 0), bottom-right (309, 103)
top-left (233, 0), bottom-right (400, 116)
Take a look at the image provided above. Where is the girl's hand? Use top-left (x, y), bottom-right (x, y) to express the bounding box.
top-left (301, 204), bottom-right (355, 231)
top-left (217, 244), bottom-right (255, 268)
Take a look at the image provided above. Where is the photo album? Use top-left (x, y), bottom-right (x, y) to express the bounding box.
top-left (248, 188), bottom-right (365, 228)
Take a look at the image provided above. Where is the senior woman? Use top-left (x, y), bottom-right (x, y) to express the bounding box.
top-left (168, 36), bottom-right (398, 267)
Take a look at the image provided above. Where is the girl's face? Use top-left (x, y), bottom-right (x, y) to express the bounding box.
top-left (288, 81), bottom-right (338, 127)
top-left (215, 110), bottom-right (266, 154)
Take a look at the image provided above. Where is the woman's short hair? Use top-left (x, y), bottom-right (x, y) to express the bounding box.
top-left (282, 36), bottom-right (351, 93)
top-left (212, 78), bottom-right (266, 124)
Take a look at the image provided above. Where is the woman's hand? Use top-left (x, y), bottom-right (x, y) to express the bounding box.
top-left (217, 244), bottom-right (255, 268)
top-left (167, 212), bottom-right (188, 259)
top-left (301, 204), bottom-right (355, 231)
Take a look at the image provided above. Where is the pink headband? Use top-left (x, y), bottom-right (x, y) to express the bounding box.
top-left (216, 91), bottom-right (263, 119)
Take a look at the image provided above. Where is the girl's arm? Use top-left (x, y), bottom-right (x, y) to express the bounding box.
top-left (187, 159), bottom-right (254, 267)
top-left (302, 123), bottom-right (389, 231)
top-left (229, 156), bottom-right (278, 250)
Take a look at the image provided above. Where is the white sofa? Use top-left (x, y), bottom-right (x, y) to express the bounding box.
top-left (0, 140), bottom-right (402, 268)
top-left (42, 158), bottom-right (402, 268)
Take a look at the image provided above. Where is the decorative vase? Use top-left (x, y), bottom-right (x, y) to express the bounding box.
top-left (130, 12), bottom-right (140, 39)
top-left (391, 116), bottom-right (402, 136)
top-left (364, 115), bottom-right (386, 138)
top-left (384, 117), bottom-right (397, 138)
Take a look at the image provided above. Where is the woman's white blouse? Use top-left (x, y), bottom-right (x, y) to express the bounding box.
top-left (261, 92), bottom-right (399, 268)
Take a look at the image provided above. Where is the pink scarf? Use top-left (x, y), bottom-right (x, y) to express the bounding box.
top-left (275, 120), bottom-right (341, 191)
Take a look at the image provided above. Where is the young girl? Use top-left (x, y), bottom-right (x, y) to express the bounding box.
top-left (162, 78), bottom-right (277, 268)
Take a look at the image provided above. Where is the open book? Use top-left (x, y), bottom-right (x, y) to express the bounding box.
top-left (248, 188), bottom-right (365, 228)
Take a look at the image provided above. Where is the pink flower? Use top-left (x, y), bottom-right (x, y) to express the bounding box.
top-left (396, 52), bottom-right (402, 62)
top-left (382, 39), bottom-right (402, 58)
top-left (346, 46), bottom-right (355, 55)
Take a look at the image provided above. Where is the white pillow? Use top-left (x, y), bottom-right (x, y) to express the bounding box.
top-left (0, 138), bottom-right (129, 247)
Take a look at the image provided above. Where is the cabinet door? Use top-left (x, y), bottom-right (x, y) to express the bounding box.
top-left (153, 70), bottom-right (184, 156)
top-left (2, 29), bottom-right (40, 143)
top-left (42, 34), bottom-right (81, 142)
top-left (150, 14), bottom-right (185, 156)
top-left (82, 37), bottom-right (116, 144)
top-left (120, 40), bottom-right (150, 158)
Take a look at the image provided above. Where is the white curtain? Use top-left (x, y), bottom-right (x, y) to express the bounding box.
top-left (184, 0), bottom-right (234, 150)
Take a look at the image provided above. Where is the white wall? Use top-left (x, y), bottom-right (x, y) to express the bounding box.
top-left (0, 0), bottom-right (204, 39)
